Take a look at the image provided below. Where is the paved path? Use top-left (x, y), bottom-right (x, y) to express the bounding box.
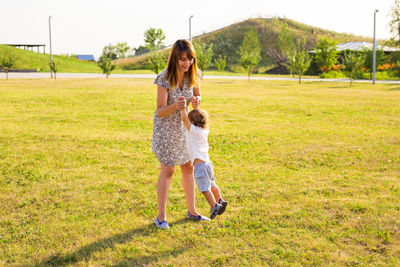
top-left (1, 72), bottom-right (400, 84)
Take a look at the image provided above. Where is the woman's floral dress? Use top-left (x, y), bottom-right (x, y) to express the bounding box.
top-left (152, 69), bottom-right (194, 166)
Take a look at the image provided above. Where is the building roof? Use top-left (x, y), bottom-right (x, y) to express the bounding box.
top-left (77, 54), bottom-right (95, 61)
top-left (336, 42), bottom-right (398, 52)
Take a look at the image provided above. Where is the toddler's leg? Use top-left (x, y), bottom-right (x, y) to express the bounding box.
top-left (211, 185), bottom-right (227, 215)
top-left (202, 190), bottom-right (217, 208)
top-left (211, 185), bottom-right (222, 203)
top-left (204, 190), bottom-right (225, 220)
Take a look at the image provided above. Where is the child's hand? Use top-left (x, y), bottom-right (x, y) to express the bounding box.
top-left (175, 96), bottom-right (186, 110)
top-left (191, 96), bottom-right (200, 109)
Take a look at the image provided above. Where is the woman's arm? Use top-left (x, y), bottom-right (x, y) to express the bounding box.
top-left (191, 80), bottom-right (201, 109)
top-left (156, 85), bottom-right (185, 117)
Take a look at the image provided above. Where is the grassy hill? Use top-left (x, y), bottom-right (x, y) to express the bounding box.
top-left (1, 17), bottom-right (375, 73)
top-left (117, 17), bottom-right (372, 70)
top-left (0, 44), bottom-right (100, 73)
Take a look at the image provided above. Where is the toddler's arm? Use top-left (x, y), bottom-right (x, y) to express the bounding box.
top-left (179, 108), bottom-right (192, 131)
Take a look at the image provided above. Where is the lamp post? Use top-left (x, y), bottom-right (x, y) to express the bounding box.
top-left (48, 16), bottom-right (53, 78)
top-left (372, 9), bottom-right (379, 85)
top-left (189, 15), bottom-right (193, 42)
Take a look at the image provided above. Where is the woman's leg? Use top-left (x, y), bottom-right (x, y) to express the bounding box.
top-left (157, 163), bottom-right (175, 221)
top-left (180, 161), bottom-right (199, 216)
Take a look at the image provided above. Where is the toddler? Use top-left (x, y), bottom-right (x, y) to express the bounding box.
top-left (179, 98), bottom-right (227, 219)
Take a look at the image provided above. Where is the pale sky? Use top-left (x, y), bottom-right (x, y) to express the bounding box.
top-left (0, 0), bottom-right (395, 58)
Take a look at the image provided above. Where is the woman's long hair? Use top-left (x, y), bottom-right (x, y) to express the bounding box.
top-left (167, 39), bottom-right (198, 89)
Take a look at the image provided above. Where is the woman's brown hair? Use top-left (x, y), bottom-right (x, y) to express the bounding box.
top-left (167, 39), bottom-right (198, 89)
top-left (188, 109), bottom-right (208, 129)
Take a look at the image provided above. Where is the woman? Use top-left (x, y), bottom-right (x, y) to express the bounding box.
top-left (152, 39), bottom-right (209, 229)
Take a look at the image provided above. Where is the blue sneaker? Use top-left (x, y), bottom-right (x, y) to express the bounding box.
top-left (210, 203), bottom-right (223, 219)
top-left (155, 217), bottom-right (170, 229)
top-left (187, 211), bottom-right (211, 221)
top-left (218, 199), bottom-right (228, 215)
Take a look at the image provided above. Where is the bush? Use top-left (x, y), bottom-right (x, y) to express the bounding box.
top-left (305, 56), bottom-right (319, 75)
top-left (120, 61), bottom-right (151, 70)
top-left (385, 51), bottom-right (400, 64)
top-left (320, 71), bottom-right (346, 78)
top-left (375, 70), bottom-right (400, 80)
top-left (229, 65), bottom-right (245, 73)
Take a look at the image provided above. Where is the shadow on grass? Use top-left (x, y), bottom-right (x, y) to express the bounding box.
top-left (35, 218), bottom-right (191, 266)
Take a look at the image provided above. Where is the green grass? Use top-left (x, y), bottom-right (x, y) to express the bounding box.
top-left (0, 45), bottom-right (101, 73)
top-left (0, 78), bottom-right (399, 266)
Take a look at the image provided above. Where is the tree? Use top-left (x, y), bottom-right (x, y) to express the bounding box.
top-left (389, 0), bottom-right (400, 47)
top-left (194, 42), bottom-right (214, 75)
top-left (214, 55), bottom-right (226, 72)
top-left (266, 24), bottom-right (294, 75)
top-left (98, 46), bottom-right (116, 78)
top-left (315, 37), bottom-right (338, 73)
top-left (239, 27), bottom-right (261, 80)
top-left (278, 24), bottom-right (294, 57)
top-left (49, 60), bottom-right (57, 79)
top-left (343, 52), bottom-right (365, 86)
top-left (362, 48), bottom-right (385, 79)
top-left (102, 44), bottom-right (117, 60)
top-left (279, 24), bottom-right (295, 75)
top-left (212, 34), bottom-right (238, 66)
top-left (290, 39), bottom-right (311, 84)
top-left (1, 54), bottom-right (16, 80)
top-left (148, 51), bottom-right (167, 74)
top-left (134, 45), bottom-right (151, 56)
top-left (267, 48), bottom-right (290, 74)
top-left (144, 28), bottom-right (166, 51)
top-left (115, 42), bottom-right (130, 59)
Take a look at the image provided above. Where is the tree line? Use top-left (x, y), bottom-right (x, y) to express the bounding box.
top-left (2, 0), bottom-right (399, 82)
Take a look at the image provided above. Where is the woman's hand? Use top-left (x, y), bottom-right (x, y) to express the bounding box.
top-left (175, 96), bottom-right (186, 110)
top-left (191, 96), bottom-right (201, 110)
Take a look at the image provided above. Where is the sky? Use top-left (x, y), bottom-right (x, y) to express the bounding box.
top-left (0, 0), bottom-right (395, 59)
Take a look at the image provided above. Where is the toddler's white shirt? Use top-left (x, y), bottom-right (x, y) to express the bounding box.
top-left (186, 124), bottom-right (210, 165)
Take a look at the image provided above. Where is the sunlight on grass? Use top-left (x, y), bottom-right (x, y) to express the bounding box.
top-left (0, 78), bottom-right (399, 266)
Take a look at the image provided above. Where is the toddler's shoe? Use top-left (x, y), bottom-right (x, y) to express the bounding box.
top-left (218, 198), bottom-right (228, 215)
top-left (210, 203), bottom-right (223, 219)
top-left (187, 211), bottom-right (211, 221)
top-left (155, 217), bottom-right (170, 229)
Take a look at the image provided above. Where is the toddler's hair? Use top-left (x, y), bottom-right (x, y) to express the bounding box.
top-left (188, 109), bottom-right (208, 129)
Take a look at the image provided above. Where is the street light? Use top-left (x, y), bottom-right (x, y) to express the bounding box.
top-left (372, 9), bottom-right (379, 85)
top-left (48, 16), bottom-right (53, 78)
top-left (189, 15), bottom-right (193, 42)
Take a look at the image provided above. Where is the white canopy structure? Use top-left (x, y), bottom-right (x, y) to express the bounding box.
top-left (336, 42), bottom-right (398, 52)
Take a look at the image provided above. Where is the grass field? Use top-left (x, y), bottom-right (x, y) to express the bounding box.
top-left (0, 78), bottom-right (399, 266)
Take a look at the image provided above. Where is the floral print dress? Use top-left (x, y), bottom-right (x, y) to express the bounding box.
top-left (152, 69), bottom-right (194, 166)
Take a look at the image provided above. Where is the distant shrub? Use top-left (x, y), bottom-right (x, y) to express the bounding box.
top-left (229, 65), bottom-right (244, 73)
top-left (377, 63), bottom-right (396, 71)
top-left (386, 50), bottom-right (400, 64)
top-left (120, 62), bottom-right (150, 70)
top-left (376, 70), bottom-right (399, 80)
top-left (320, 71), bottom-right (346, 78)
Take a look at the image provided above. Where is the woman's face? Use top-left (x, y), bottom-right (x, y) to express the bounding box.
top-left (177, 52), bottom-right (193, 73)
